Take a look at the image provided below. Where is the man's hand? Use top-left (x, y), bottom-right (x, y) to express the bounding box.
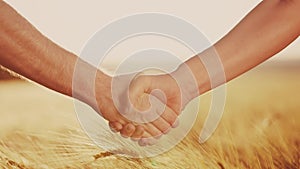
top-left (92, 72), bottom-right (180, 146)
top-left (109, 66), bottom-right (199, 146)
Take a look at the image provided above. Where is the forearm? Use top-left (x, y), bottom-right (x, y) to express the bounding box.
top-left (0, 1), bottom-right (109, 106)
top-left (181, 0), bottom-right (300, 96)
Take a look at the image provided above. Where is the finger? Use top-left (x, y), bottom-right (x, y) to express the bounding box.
top-left (158, 106), bottom-right (178, 129)
top-left (138, 137), bottom-right (147, 147)
top-left (147, 137), bottom-right (158, 146)
top-left (109, 121), bottom-right (123, 133)
top-left (138, 131), bottom-right (150, 146)
top-left (131, 125), bottom-right (144, 141)
top-left (137, 95), bottom-right (172, 134)
top-left (150, 116), bottom-right (171, 134)
top-left (172, 118), bottom-right (179, 128)
top-left (138, 132), bottom-right (151, 146)
top-left (143, 123), bottom-right (163, 139)
top-left (120, 123), bottom-right (135, 138)
top-left (138, 132), bottom-right (158, 146)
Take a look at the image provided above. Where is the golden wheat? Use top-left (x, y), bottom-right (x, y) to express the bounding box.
top-left (0, 64), bottom-right (299, 169)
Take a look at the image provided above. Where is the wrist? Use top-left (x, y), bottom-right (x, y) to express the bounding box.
top-left (171, 64), bottom-right (199, 103)
top-left (89, 70), bottom-right (112, 108)
top-left (178, 49), bottom-right (219, 97)
top-left (72, 60), bottom-right (112, 110)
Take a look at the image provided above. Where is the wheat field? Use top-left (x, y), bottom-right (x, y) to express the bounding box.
top-left (0, 62), bottom-right (299, 169)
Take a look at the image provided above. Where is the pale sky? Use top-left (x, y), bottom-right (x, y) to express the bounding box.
top-left (5, 0), bottom-right (300, 64)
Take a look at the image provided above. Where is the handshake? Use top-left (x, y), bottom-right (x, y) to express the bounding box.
top-left (1, 0), bottom-right (298, 153)
top-left (79, 62), bottom-right (202, 147)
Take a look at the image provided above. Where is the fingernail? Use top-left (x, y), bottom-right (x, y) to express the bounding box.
top-left (138, 138), bottom-right (147, 146)
top-left (126, 125), bottom-right (132, 131)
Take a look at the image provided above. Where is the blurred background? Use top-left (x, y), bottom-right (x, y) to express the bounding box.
top-left (1, 0), bottom-right (299, 78)
top-left (0, 1), bottom-right (299, 168)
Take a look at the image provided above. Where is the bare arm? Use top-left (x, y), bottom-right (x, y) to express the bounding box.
top-left (108, 0), bottom-right (300, 140)
top-left (0, 1), bottom-right (107, 104)
top-left (183, 0), bottom-right (300, 96)
top-left (0, 1), bottom-right (177, 142)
